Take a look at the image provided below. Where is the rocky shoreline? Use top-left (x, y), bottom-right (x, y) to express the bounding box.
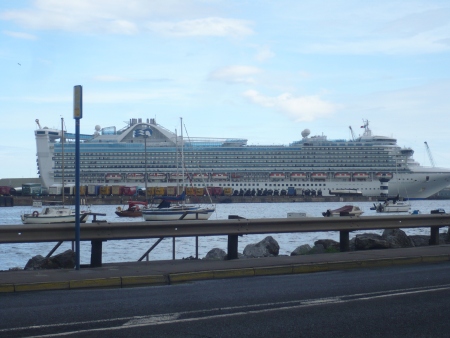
top-left (202, 229), bottom-right (450, 260)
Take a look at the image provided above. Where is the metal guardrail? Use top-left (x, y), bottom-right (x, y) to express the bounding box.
top-left (1, 214), bottom-right (449, 266)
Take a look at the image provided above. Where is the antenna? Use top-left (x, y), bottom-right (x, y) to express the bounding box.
top-left (424, 142), bottom-right (435, 167)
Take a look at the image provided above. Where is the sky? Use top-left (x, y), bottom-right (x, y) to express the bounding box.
top-left (1, 0), bottom-right (450, 179)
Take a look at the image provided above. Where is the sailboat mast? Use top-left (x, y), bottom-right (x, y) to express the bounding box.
top-left (61, 117), bottom-right (65, 205)
top-left (180, 117), bottom-right (184, 195)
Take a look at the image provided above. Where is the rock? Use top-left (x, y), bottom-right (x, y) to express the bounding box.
top-left (309, 244), bottom-right (326, 254)
top-left (314, 239), bottom-right (340, 251)
top-left (291, 244), bottom-right (312, 256)
top-left (24, 250), bottom-right (75, 270)
top-left (355, 233), bottom-right (390, 250)
top-left (409, 235), bottom-right (430, 247)
top-left (24, 255), bottom-right (46, 270)
top-left (203, 248), bottom-right (227, 260)
top-left (382, 229), bottom-right (413, 248)
top-left (243, 236), bottom-right (280, 258)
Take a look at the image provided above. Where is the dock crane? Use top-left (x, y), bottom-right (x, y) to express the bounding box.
top-left (424, 142), bottom-right (435, 167)
top-left (349, 126), bottom-right (355, 141)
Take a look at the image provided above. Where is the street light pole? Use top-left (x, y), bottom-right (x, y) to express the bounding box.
top-left (144, 134), bottom-right (148, 201)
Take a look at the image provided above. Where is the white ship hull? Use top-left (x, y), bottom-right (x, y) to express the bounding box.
top-left (33, 118), bottom-right (450, 200)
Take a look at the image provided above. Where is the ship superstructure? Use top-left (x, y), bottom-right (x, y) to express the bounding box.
top-left (34, 118), bottom-right (450, 199)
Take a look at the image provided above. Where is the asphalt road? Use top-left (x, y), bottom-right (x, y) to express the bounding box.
top-left (1, 262), bottom-right (450, 337)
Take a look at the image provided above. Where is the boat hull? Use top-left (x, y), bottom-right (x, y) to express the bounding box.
top-left (142, 207), bottom-right (215, 221)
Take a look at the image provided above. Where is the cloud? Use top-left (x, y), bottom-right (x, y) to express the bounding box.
top-left (243, 90), bottom-right (336, 121)
top-left (147, 17), bottom-right (253, 37)
top-left (3, 30), bottom-right (37, 40)
top-left (255, 46), bottom-right (275, 62)
top-left (210, 66), bottom-right (262, 84)
top-left (0, 1), bottom-right (251, 37)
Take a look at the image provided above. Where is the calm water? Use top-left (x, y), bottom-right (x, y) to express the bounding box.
top-left (1, 200), bottom-right (449, 271)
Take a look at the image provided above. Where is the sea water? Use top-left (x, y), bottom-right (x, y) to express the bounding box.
top-left (1, 200), bottom-right (449, 271)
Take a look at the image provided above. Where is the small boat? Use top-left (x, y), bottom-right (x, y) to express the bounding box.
top-left (430, 208), bottom-right (446, 214)
top-left (148, 173), bottom-right (166, 180)
top-left (269, 173), bottom-right (286, 179)
top-left (322, 205), bottom-right (364, 217)
top-left (311, 172), bottom-right (327, 180)
top-left (334, 173), bottom-right (351, 179)
top-left (142, 192), bottom-right (215, 221)
top-left (376, 172), bottom-right (393, 180)
top-left (290, 172), bottom-right (306, 179)
top-left (105, 173), bottom-right (122, 180)
top-left (127, 173), bottom-right (144, 180)
top-left (21, 205), bottom-right (91, 224)
top-left (115, 201), bottom-right (148, 217)
top-left (353, 172), bottom-right (369, 179)
top-left (371, 195), bottom-right (411, 213)
top-left (211, 173), bottom-right (228, 180)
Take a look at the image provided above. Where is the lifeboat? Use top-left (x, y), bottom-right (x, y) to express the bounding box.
top-left (126, 173), bottom-right (144, 180)
top-left (148, 173), bottom-right (166, 180)
top-left (353, 173), bottom-right (369, 179)
top-left (311, 173), bottom-right (327, 180)
top-left (170, 173), bottom-right (187, 180)
top-left (105, 173), bottom-right (122, 180)
top-left (376, 172), bottom-right (393, 180)
top-left (212, 173), bottom-right (228, 180)
top-left (290, 172), bottom-right (306, 179)
top-left (334, 173), bottom-right (351, 179)
top-left (270, 173), bottom-right (286, 179)
top-left (193, 173), bottom-right (209, 180)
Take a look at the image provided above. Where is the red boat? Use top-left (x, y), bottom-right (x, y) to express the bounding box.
top-left (115, 201), bottom-right (148, 217)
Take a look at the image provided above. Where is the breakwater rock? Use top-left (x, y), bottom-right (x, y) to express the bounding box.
top-left (203, 229), bottom-right (450, 260)
top-left (24, 250), bottom-right (75, 270)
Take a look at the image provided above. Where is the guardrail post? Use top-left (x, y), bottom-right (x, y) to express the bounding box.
top-left (339, 230), bottom-right (350, 252)
top-left (430, 226), bottom-right (440, 245)
top-left (227, 215), bottom-right (244, 260)
top-left (90, 240), bottom-right (103, 267)
top-left (227, 235), bottom-right (239, 260)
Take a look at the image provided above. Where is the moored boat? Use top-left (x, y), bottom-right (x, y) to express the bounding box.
top-left (322, 205), bottom-right (364, 217)
top-left (115, 200), bottom-right (148, 217)
top-left (21, 204), bottom-right (91, 224)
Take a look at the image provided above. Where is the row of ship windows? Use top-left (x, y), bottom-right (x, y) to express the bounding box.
top-left (54, 163), bottom-right (398, 171)
top-left (53, 151), bottom-right (393, 159)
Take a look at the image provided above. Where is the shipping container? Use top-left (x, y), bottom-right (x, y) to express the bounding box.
top-left (154, 187), bottom-right (166, 196)
top-left (122, 186), bottom-right (137, 196)
top-left (22, 183), bottom-right (42, 196)
top-left (48, 184), bottom-right (62, 195)
top-left (88, 185), bottom-right (100, 196)
top-left (223, 187), bottom-right (233, 196)
top-left (80, 185), bottom-right (88, 196)
top-left (63, 184), bottom-right (75, 195)
top-left (146, 187), bottom-right (155, 196)
top-left (111, 186), bottom-right (124, 196)
top-left (196, 188), bottom-right (205, 196)
top-left (185, 187), bottom-right (196, 196)
top-left (166, 186), bottom-right (177, 196)
top-left (100, 186), bottom-right (112, 195)
top-left (0, 186), bottom-right (13, 196)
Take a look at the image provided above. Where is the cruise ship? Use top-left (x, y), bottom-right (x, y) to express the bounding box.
top-left (34, 118), bottom-right (450, 199)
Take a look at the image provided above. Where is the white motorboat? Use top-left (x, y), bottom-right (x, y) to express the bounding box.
top-left (21, 205), bottom-right (91, 224)
top-left (142, 201), bottom-right (215, 221)
top-left (372, 196), bottom-right (411, 213)
top-left (322, 205), bottom-right (364, 217)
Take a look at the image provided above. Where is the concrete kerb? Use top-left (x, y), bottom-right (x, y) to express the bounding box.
top-left (1, 253), bottom-right (449, 293)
